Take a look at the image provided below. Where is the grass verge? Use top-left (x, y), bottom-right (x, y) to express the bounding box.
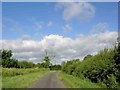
top-left (2, 70), bottom-right (49, 88)
top-left (58, 72), bottom-right (102, 88)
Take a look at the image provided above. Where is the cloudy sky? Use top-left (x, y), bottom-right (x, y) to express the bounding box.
top-left (1, 2), bottom-right (118, 64)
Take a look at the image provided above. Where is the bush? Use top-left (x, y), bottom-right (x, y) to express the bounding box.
top-left (105, 74), bottom-right (118, 88)
top-left (62, 47), bottom-right (120, 88)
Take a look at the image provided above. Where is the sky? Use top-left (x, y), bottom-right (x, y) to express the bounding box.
top-left (1, 2), bottom-right (118, 64)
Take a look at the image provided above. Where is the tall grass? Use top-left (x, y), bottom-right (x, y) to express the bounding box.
top-left (2, 68), bottom-right (50, 88)
top-left (58, 72), bottom-right (102, 88)
top-left (2, 71), bottom-right (49, 88)
top-left (2, 68), bottom-right (49, 77)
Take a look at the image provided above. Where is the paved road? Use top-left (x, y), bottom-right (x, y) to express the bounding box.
top-left (31, 72), bottom-right (65, 88)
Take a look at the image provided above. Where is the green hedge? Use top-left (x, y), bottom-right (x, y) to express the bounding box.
top-left (62, 48), bottom-right (119, 88)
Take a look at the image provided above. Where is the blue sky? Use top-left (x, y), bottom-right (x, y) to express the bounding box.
top-left (1, 2), bottom-right (118, 64)
top-left (2, 2), bottom-right (118, 40)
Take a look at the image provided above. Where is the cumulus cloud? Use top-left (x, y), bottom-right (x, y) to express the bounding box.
top-left (55, 2), bottom-right (95, 21)
top-left (62, 24), bottom-right (72, 33)
top-left (1, 31), bottom-right (117, 64)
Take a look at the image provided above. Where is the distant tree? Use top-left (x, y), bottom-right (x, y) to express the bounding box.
top-left (43, 56), bottom-right (50, 68)
top-left (36, 63), bottom-right (47, 68)
top-left (49, 64), bottom-right (61, 70)
top-left (42, 49), bottom-right (52, 68)
top-left (18, 61), bottom-right (34, 68)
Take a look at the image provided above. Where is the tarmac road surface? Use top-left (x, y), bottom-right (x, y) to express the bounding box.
top-left (31, 72), bottom-right (65, 88)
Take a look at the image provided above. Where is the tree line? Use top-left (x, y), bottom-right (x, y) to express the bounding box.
top-left (61, 40), bottom-right (120, 88)
top-left (0, 49), bottom-right (61, 70)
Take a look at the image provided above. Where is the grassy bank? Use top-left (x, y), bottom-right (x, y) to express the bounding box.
top-left (2, 68), bottom-right (49, 77)
top-left (2, 68), bottom-right (50, 88)
top-left (58, 72), bottom-right (102, 88)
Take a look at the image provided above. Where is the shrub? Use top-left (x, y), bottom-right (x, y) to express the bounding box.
top-left (105, 74), bottom-right (118, 88)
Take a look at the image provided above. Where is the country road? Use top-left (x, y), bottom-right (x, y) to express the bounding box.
top-left (31, 72), bottom-right (65, 88)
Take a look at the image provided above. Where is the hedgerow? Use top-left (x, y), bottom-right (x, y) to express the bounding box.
top-left (62, 42), bottom-right (120, 88)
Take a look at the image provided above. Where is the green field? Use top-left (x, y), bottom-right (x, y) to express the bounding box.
top-left (58, 72), bottom-right (102, 88)
top-left (2, 68), bottom-right (50, 88)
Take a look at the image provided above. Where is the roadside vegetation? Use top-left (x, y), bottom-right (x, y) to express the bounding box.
top-left (2, 69), bottom-right (49, 88)
top-left (61, 39), bottom-right (120, 88)
top-left (1, 49), bottom-right (61, 70)
top-left (2, 68), bottom-right (49, 77)
top-left (1, 38), bottom-right (120, 88)
top-left (58, 72), bottom-right (101, 88)
top-left (1, 49), bottom-right (60, 88)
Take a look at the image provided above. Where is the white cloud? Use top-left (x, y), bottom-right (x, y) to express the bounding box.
top-left (55, 2), bottom-right (95, 21)
top-left (47, 21), bottom-right (53, 27)
top-left (91, 23), bottom-right (109, 34)
top-left (62, 24), bottom-right (72, 33)
top-left (1, 31), bottom-right (117, 64)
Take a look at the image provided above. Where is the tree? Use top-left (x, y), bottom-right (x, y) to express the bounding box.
top-left (2, 49), bottom-right (12, 59)
top-left (43, 56), bottom-right (50, 68)
top-left (1, 49), bottom-right (35, 68)
top-left (35, 63), bottom-right (44, 68)
top-left (18, 61), bottom-right (35, 68)
top-left (49, 64), bottom-right (61, 70)
top-left (1, 49), bottom-right (18, 68)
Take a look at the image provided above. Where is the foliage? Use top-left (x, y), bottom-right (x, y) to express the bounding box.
top-left (1, 49), bottom-right (61, 70)
top-left (104, 74), bottom-right (118, 88)
top-left (43, 56), bottom-right (50, 68)
top-left (59, 72), bottom-right (101, 88)
top-left (35, 63), bottom-right (44, 68)
top-left (18, 61), bottom-right (35, 68)
top-left (2, 68), bottom-right (49, 77)
top-left (1, 49), bottom-right (45, 69)
top-left (62, 44), bottom-right (120, 88)
top-left (49, 64), bottom-right (61, 70)
top-left (83, 54), bottom-right (92, 60)
top-left (1, 49), bottom-right (18, 68)
top-left (113, 39), bottom-right (120, 83)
